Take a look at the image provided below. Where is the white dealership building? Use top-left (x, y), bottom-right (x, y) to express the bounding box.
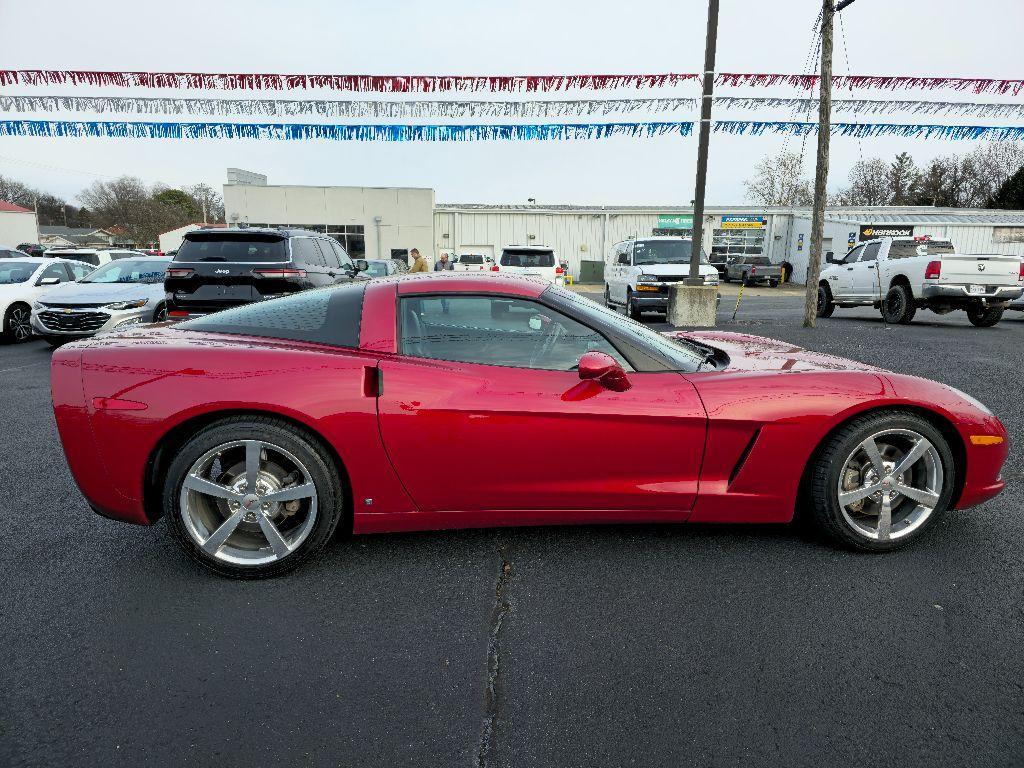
top-left (220, 171), bottom-right (1024, 284)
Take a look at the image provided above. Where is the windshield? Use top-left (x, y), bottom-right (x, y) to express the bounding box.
top-left (364, 261), bottom-right (390, 277)
top-left (459, 255), bottom-right (485, 264)
top-left (888, 240), bottom-right (956, 258)
top-left (81, 259), bottom-right (169, 284)
top-left (0, 260), bottom-right (37, 284)
top-left (542, 283), bottom-right (706, 371)
top-left (501, 249), bottom-right (555, 268)
top-left (176, 234), bottom-right (287, 263)
top-left (633, 240), bottom-right (709, 266)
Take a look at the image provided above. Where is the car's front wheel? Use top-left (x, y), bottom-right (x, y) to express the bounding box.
top-left (808, 411), bottom-right (954, 551)
top-left (165, 417), bottom-right (344, 578)
top-left (966, 304), bottom-right (1003, 327)
top-left (626, 290), bottom-right (642, 320)
top-left (2, 303), bottom-right (33, 343)
top-left (816, 285), bottom-right (835, 318)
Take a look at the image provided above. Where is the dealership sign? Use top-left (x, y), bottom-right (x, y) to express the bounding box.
top-left (720, 215), bottom-right (767, 230)
top-left (656, 214), bottom-right (694, 229)
top-left (859, 224), bottom-right (914, 239)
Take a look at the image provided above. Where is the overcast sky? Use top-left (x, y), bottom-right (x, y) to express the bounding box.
top-left (1, 0), bottom-right (1022, 207)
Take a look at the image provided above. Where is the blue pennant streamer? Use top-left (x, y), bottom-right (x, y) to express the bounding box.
top-left (0, 119), bottom-right (1021, 142)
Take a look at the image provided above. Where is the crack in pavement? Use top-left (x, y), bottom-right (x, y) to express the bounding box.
top-left (476, 534), bottom-right (513, 768)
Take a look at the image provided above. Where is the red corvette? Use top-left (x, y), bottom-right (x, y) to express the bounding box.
top-left (51, 273), bottom-right (1008, 577)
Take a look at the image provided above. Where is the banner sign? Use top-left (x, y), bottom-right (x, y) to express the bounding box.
top-left (656, 214), bottom-right (694, 230)
top-left (721, 215), bottom-right (767, 229)
top-left (859, 224), bottom-right (915, 239)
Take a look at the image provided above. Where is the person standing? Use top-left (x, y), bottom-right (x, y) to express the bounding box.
top-left (409, 248), bottom-right (429, 273)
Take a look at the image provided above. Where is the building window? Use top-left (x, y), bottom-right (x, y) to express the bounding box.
top-left (711, 228), bottom-right (765, 260)
top-left (326, 225), bottom-right (365, 258)
top-left (993, 226), bottom-right (1024, 244)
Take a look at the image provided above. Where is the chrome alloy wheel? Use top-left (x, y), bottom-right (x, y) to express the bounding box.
top-left (9, 306), bottom-right (32, 341)
top-left (837, 428), bottom-right (943, 542)
top-left (179, 439), bottom-right (318, 566)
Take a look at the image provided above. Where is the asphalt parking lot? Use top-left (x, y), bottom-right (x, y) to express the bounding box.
top-left (2, 291), bottom-right (1022, 768)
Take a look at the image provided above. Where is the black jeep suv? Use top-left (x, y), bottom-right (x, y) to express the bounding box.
top-left (165, 228), bottom-right (364, 319)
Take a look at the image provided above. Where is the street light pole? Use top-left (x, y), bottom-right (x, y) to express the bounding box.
top-left (803, 0), bottom-right (835, 327)
top-left (686, 0), bottom-right (720, 286)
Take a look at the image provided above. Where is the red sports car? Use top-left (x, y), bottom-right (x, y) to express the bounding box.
top-left (52, 274), bottom-right (1008, 577)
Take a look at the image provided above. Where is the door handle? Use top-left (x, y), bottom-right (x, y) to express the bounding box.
top-left (327, 270), bottom-right (337, 277)
top-left (866, 265), bottom-right (876, 269)
top-left (846, 267), bottom-right (854, 271)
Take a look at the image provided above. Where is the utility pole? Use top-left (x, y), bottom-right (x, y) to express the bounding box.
top-left (804, 0), bottom-right (856, 327)
top-left (686, 0), bottom-right (720, 287)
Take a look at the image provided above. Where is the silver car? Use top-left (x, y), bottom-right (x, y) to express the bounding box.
top-left (31, 257), bottom-right (171, 347)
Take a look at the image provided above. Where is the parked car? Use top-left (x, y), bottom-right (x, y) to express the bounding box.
top-left (724, 255), bottom-right (782, 287)
top-left (31, 257), bottom-right (171, 347)
top-left (1008, 257), bottom-right (1024, 313)
top-left (454, 253), bottom-right (495, 272)
top-left (51, 274), bottom-right (1008, 577)
top-left (16, 243), bottom-right (46, 257)
top-left (357, 258), bottom-right (402, 278)
top-left (0, 255), bottom-right (88, 342)
top-left (818, 236), bottom-right (1024, 327)
top-left (708, 251), bottom-right (730, 278)
top-left (494, 245), bottom-right (564, 284)
top-left (164, 228), bottom-right (364, 320)
top-left (604, 236), bottom-right (720, 319)
top-left (43, 248), bottom-right (119, 268)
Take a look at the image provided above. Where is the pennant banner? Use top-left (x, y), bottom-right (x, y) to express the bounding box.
top-left (1, 69), bottom-right (1021, 94)
top-left (5, 94), bottom-right (1024, 119)
top-left (2, 120), bottom-right (1022, 142)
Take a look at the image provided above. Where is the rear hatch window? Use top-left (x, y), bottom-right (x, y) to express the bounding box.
top-left (747, 256), bottom-right (771, 265)
top-left (887, 241), bottom-right (955, 259)
top-left (501, 249), bottom-right (554, 268)
top-left (175, 233), bottom-right (288, 263)
top-left (460, 255), bottom-right (485, 264)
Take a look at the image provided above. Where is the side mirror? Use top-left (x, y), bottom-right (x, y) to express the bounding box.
top-left (353, 259), bottom-right (369, 272)
top-left (38, 277), bottom-right (60, 285)
top-left (578, 351), bottom-right (631, 392)
top-left (825, 252), bottom-right (836, 264)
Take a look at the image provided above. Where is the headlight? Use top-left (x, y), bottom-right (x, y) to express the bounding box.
top-left (704, 274), bottom-right (719, 284)
top-left (104, 299), bottom-right (149, 311)
top-left (636, 274), bottom-right (658, 282)
top-left (32, 301), bottom-right (45, 310)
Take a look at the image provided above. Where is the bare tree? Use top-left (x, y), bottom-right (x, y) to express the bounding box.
top-left (79, 176), bottom-right (193, 245)
top-left (743, 151), bottom-right (814, 207)
top-left (185, 183), bottom-right (226, 224)
top-left (967, 143), bottom-right (1024, 206)
top-left (831, 157), bottom-right (891, 206)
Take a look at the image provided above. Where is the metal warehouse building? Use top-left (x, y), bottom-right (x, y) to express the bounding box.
top-left (221, 172), bottom-right (1024, 284)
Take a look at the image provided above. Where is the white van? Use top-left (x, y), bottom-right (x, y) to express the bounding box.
top-left (494, 245), bottom-right (564, 284)
top-left (604, 236), bottom-right (719, 319)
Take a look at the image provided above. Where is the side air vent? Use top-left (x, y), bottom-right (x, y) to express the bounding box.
top-left (728, 428), bottom-right (762, 486)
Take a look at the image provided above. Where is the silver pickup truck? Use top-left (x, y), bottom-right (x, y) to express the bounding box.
top-left (723, 255), bottom-right (783, 287)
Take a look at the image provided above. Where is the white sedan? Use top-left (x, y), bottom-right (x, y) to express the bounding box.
top-left (0, 253), bottom-right (91, 343)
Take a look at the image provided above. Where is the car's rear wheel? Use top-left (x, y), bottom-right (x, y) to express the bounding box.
top-left (164, 417), bottom-right (344, 578)
top-left (2, 303), bottom-right (33, 343)
top-left (809, 411), bottom-right (954, 552)
top-left (768, 279), bottom-right (779, 288)
top-left (626, 290), bottom-right (642, 320)
top-left (882, 284), bottom-right (916, 324)
top-left (966, 304), bottom-right (1003, 327)
top-left (816, 285), bottom-right (835, 318)
top-left (152, 302), bottom-right (167, 323)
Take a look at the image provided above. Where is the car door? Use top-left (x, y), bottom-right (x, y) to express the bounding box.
top-left (376, 292), bottom-right (707, 518)
top-left (615, 243), bottom-right (634, 303)
top-left (327, 238), bottom-right (359, 283)
top-left (289, 237), bottom-right (331, 287)
top-left (605, 242), bottom-right (623, 300)
top-left (830, 245), bottom-right (864, 298)
top-left (851, 241), bottom-right (882, 298)
top-left (318, 237), bottom-right (348, 284)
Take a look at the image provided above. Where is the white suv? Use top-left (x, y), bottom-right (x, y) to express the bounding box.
top-left (494, 245), bottom-right (565, 284)
top-left (604, 236), bottom-right (720, 319)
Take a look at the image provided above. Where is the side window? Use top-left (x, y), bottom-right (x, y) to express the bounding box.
top-left (318, 239), bottom-right (341, 269)
top-left (616, 244), bottom-right (630, 266)
top-left (289, 238), bottom-right (322, 267)
top-left (842, 245), bottom-right (865, 264)
top-left (399, 295), bottom-right (630, 372)
top-left (38, 263), bottom-right (66, 283)
top-left (329, 238), bottom-right (353, 270)
top-left (860, 242), bottom-right (880, 262)
top-left (70, 262), bottom-right (92, 279)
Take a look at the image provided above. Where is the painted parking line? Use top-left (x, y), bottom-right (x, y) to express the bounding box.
top-left (0, 360), bottom-right (49, 375)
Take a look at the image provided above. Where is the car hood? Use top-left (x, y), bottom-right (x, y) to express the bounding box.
top-left (670, 330), bottom-right (886, 373)
top-left (38, 282), bottom-right (162, 304)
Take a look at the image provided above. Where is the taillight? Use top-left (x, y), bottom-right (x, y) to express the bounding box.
top-left (750, 266), bottom-right (757, 274)
top-left (925, 260), bottom-right (941, 279)
top-left (554, 267), bottom-right (564, 275)
top-left (166, 268), bottom-right (194, 278)
top-left (168, 310), bottom-right (189, 317)
top-left (490, 265), bottom-right (500, 272)
top-left (253, 268), bottom-right (307, 278)
top-left (1019, 260), bottom-right (1024, 282)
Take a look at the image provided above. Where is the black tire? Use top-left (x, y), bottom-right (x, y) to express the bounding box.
top-left (152, 302), bottom-right (167, 323)
top-left (2, 302), bottom-right (33, 343)
top-left (882, 284), bottom-right (917, 324)
top-left (603, 284), bottom-right (613, 307)
top-left (742, 272), bottom-right (751, 287)
top-left (768, 279), bottom-right (779, 288)
top-left (722, 271), bottom-right (731, 283)
top-left (626, 290), bottom-right (642, 320)
top-left (808, 410), bottom-right (955, 552)
top-left (164, 416), bottom-right (345, 578)
top-left (966, 304), bottom-right (1003, 327)
top-left (816, 285), bottom-right (835, 318)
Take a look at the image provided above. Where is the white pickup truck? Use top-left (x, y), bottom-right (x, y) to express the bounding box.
top-left (818, 236), bottom-right (1024, 327)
